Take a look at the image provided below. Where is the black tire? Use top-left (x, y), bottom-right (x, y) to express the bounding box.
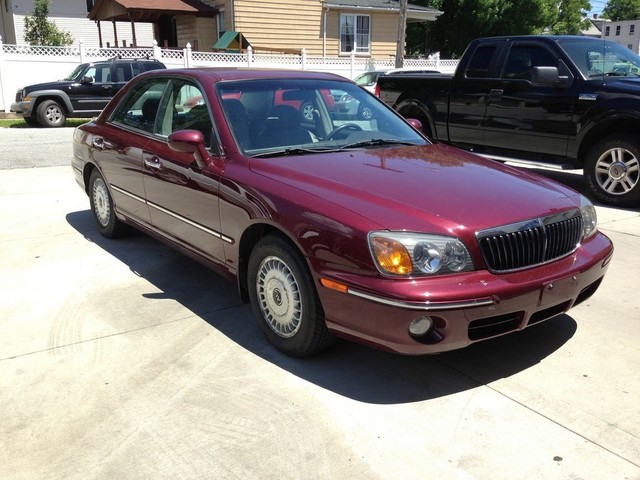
top-left (247, 235), bottom-right (335, 357)
top-left (36, 99), bottom-right (66, 128)
top-left (24, 117), bottom-right (41, 127)
top-left (89, 169), bottom-right (128, 238)
top-left (585, 134), bottom-right (640, 207)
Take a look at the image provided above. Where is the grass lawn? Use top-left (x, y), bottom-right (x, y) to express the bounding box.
top-left (0, 118), bottom-right (92, 128)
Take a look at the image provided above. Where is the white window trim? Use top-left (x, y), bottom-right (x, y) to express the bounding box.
top-left (339, 13), bottom-right (371, 55)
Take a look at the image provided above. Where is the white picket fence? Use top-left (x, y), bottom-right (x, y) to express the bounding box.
top-left (0, 38), bottom-right (459, 113)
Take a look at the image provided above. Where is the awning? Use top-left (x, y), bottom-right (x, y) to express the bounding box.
top-left (88, 0), bottom-right (218, 23)
top-left (213, 31), bottom-right (252, 52)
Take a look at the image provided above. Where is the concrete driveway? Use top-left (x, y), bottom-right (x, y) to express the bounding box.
top-left (1, 128), bottom-right (639, 479)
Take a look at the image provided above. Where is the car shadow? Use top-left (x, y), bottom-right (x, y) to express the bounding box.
top-left (66, 209), bottom-right (577, 405)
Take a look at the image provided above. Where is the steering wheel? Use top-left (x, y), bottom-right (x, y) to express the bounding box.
top-left (327, 123), bottom-right (363, 140)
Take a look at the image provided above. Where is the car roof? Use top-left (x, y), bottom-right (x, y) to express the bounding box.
top-left (138, 68), bottom-right (350, 83)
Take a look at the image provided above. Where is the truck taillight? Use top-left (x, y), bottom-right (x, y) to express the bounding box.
top-left (374, 83), bottom-right (380, 97)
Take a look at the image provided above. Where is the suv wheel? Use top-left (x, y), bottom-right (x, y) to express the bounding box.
top-left (36, 100), bottom-right (66, 128)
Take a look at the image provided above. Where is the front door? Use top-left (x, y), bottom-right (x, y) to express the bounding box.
top-left (483, 42), bottom-right (575, 161)
top-left (141, 78), bottom-right (226, 266)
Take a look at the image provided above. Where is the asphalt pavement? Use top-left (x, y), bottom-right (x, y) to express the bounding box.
top-left (1, 127), bottom-right (639, 479)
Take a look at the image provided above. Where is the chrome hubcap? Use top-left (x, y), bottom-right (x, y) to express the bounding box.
top-left (595, 147), bottom-right (640, 195)
top-left (256, 256), bottom-right (302, 338)
top-left (92, 178), bottom-right (110, 227)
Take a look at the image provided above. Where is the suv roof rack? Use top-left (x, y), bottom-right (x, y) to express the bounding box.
top-left (106, 55), bottom-right (155, 61)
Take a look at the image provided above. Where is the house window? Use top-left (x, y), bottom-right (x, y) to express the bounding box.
top-left (605, 26), bottom-right (610, 36)
top-left (631, 25), bottom-right (635, 35)
top-left (616, 25), bottom-right (621, 36)
top-left (217, 9), bottom-right (226, 39)
top-left (340, 14), bottom-right (370, 54)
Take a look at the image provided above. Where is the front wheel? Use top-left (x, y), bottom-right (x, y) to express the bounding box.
top-left (36, 99), bottom-right (66, 128)
top-left (89, 169), bottom-right (128, 238)
top-left (248, 235), bottom-right (335, 357)
top-left (585, 134), bottom-right (640, 207)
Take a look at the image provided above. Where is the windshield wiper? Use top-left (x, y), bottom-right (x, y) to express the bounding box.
top-left (251, 146), bottom-right (337, 158)
top-left (340, 138), bottom-right (419, 150)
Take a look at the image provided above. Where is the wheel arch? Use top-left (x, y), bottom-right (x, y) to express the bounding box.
top-left (236, 223), bottom-right (307, 303)
top-left (30, 90), bottom-right (73, 114)
top-left (394, 95), bottom-right (437, 138)
top-left (577, 115), bottom-right (640, 164)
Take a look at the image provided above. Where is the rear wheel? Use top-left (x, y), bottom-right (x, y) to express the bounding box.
top-left (584, 134), bottom-right (640, 207)
top-left (248, 235), bottom-right (335, 357)
top-left (36, 99), bottom-right (66, 128)
top-left (89, 169), bottom-right (128, 238)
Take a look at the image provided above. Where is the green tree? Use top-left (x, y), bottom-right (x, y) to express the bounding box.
top-left (549, 0), bottom-right (592, 34)
top-left (24, 0), bottom-right (73, 46)
top-left (602, 0), bottom-right (640, 20)
top-left (406, 0), bottom-right (590, 58)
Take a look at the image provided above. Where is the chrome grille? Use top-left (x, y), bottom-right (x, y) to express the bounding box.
top-left (477, 210), bottom-right (583, 272)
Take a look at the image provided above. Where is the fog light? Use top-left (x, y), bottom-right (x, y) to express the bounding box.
top-left (408, 316), bottom-right (434, 337)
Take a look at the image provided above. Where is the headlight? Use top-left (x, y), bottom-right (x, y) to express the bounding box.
top-left (579, 194), bottom-right (597, 240)
top-left (369, 231), bottom-right (474, 276)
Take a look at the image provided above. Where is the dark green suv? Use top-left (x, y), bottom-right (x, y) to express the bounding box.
top-left (10, 57), bottom-right (166, 127)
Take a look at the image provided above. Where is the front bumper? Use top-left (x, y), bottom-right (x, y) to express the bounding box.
top-left (10, 101), bottom-right (31, 116)
top-left (317, 231), bottom-right (613, 355)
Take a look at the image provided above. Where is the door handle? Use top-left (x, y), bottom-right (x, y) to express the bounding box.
top-left (91, 136), bottom-right (114, 150)
top-left (144, 155), bottom-right (161, 171)
top-left (489, 89), bottom-right (503, 102)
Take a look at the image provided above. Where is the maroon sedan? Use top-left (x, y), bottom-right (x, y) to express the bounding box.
top-left (72, 68), bottom-right (613, 357)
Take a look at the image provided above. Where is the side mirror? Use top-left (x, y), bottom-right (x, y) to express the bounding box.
top-left (531, 66), bottom-right (571, 87)
top-left (81, 76), bottom-right (94, 84)
top-left (168, 129), bottom-right (209, 169)
top-left (406, 118), bottom-right (423, 131)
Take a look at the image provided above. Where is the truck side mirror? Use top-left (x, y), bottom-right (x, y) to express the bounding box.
top-left (531, 66), bottom-right (571, 87)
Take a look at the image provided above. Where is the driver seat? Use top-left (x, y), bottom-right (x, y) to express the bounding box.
top-left (256, 105), bottom-right (312, 148)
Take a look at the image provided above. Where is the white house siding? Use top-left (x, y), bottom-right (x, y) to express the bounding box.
top-left (10, 0), bottom-right (154, 47)
top-left (602, 20), bottom-right (640, 53)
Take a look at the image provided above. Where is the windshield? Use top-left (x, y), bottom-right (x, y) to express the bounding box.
top-left (63, 64), bottom-right (88, 81)
top-left (558, 38), bottom-right (640, 78)
top-left (216, 78), bottom-right (427, 156)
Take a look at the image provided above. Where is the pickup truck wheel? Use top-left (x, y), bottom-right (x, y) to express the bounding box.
top-left (585, 134), bottom-right (640, 207)
top-left (248, 235), bottom-right (335, 357)
top-left (36, 99), bottom-right (66, 128)
top-left (89, 169), bottom-right (128, 238)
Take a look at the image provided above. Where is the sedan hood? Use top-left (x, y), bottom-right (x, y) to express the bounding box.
top-left (250, 143), bottom-right (580, 235)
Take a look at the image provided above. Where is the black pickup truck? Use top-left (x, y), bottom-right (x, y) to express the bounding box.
top-left (378, 35), bottom-right (640, 207)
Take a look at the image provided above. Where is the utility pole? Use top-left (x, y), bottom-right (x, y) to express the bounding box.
top-left (395, 0), bottom-right (408, 68)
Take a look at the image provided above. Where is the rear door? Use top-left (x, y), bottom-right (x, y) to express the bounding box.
top-left (483, 41), bottom-right (575, 160)
top-left (447, 41), bottom-right (503, 148)
top-left (94, 77), bottom-right (172, 225)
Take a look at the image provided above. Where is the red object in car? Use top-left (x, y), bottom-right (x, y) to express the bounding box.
top-left (72, 68), bottom-right (613, 357)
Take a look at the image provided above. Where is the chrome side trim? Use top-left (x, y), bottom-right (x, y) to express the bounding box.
top-left (347, 288), bottom-right (495, 311)
top-left (111, 184), bottom-right (147, 204)
top-left (110, 184), bottom-right (234, 244)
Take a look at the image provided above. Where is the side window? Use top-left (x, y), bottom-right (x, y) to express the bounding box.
top-left (113, 64), bottom-right (133, 82)
top-left (465, 46), bottom-right (497, 78)
top-left (84, 64), bottom-right (111, 83)
top-left (110, 79), bottom-right (169, 133)
top-left (502, 45), bottom-right (557, 81)
top-left (157, 80), bottom-right (214, 148)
